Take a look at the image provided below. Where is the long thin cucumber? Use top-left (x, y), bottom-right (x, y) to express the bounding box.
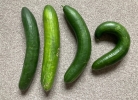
top-left (63, 5), bottom-right (91, 83)
top-left (19, 7), bottom-right (40, 91)
top-left (41, 5), bottom-right (60, 91)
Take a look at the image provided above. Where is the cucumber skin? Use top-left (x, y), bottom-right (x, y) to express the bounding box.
top-left (19, 7), bottom-right (40, 91)
top-left (63, 5), bottom-right (91, 83)
top-left (92, 21), bottom-right (130, 70)
top-left (41, 5), bottom-right (60, 91)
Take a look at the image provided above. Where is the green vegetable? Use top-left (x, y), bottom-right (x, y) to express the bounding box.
top-left (19, 7), bottom-right (40, 91)
top-left (63, 5), bottom-right (91, 83)
top-left (41, 5), bottom-right (60, 91)
top-left (92, 21), bottom-right (130, 70)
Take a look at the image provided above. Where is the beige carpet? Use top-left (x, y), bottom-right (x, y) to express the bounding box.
top-left (0, 0), bottom-right (138, 100)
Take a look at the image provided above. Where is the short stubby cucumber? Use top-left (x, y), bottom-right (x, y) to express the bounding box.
top-left (63, 5), bottom-right (91, 83)
top-left (19, 7), bottom-right (40, 91)
top-left (92, 21), bottom-right (130, 70)
top-left (41, 5), bottom-right (60, 91)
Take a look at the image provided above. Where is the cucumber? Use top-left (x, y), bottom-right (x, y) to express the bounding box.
top-left (19, 7), bottom-right (40, 91)
top-left (92, 21), bottom-right (130, 70)
top-left (63, 5), bottom-right (91, 83)
top-left (41, 5), bottom-right (60, 91)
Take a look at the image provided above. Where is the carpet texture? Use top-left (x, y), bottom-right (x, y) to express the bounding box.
top-left (0, 0), bottom-right (138, 100)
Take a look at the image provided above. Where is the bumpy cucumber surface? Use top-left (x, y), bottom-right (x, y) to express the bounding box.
top-left (19, 7), bottom-right (40, 91)
top-left (92, 21), bottom-right (130, 70)
top-left (41, 5), bottom-right (60, 91)
top-left (63, 5), bottom-right (91, 83)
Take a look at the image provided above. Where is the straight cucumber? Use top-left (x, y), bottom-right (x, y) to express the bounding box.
top-left (63, 5), bottom-right (91, 83)
top-left (19, 7), bottom-right (40, 91)
top-left (41, 5), bottom-right (60, 91)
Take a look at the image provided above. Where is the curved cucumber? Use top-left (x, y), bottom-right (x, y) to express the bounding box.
top-left (19, 7), bottom-right (40, 91)
top-left (92, 21), bottom-right (130, 70)
top-left (63, 5), bottom-right (91, 83)
top-left (41, 5), bottom-right (60, 91)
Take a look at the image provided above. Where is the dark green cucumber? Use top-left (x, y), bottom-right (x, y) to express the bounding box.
top-left (41, 5), bottom-right (60, 91)
top-left (19, 7), bottom-right (40, 91)
top-left (63, 5), bottom-right (91, 83)
top-left (92, 21), bottom-right (130, 70)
